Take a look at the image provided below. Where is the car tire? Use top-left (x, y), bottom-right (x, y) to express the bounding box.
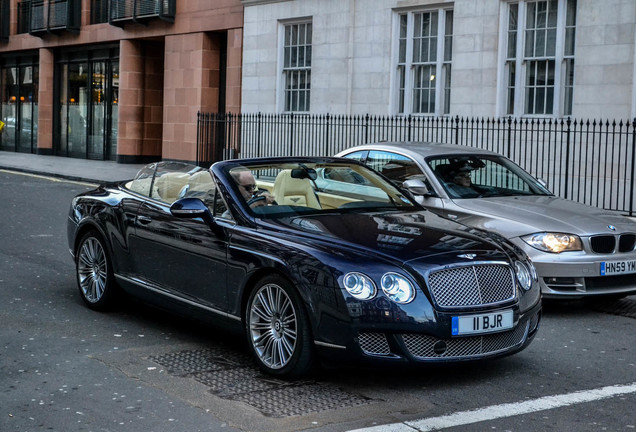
top-left (75, 230), bottom-right (117, 311)
top-left (245, 275), bottom-right (314, 378)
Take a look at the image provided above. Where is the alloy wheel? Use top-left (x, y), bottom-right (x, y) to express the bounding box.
top-left (77, 237), bottom-right (108, 303)
top-left (248, 283), bottom-right (298, 370)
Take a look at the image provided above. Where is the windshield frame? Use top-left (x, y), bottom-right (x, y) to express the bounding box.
top-left (216, 158), bottom-right (420, 220)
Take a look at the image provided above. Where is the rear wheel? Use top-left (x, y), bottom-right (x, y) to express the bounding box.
top-left (245, 275), bottom-right (313, 377)
top-left (76, 230), bottom-right (117, 310)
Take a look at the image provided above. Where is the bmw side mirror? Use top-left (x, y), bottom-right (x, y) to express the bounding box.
top-left (402, 179), bottom-right (431, 197)
top-left (171, 198), bottom-right (212, 222)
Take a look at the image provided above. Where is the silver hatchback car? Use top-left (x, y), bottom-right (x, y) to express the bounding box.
top-left (337, 142), bottom-right (636, 299)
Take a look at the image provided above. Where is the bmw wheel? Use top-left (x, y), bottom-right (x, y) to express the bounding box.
top-left (76, 230), bottom-right (117, 310)
top-left (246, 275), bottom-right (313, 377)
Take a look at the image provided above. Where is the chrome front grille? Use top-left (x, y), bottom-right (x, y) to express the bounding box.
top-left (427, 264), bottom-right (516, 308)
top-left (401, 322), bottom-right (528, 360)
top-left (358, 332), bottom-right (391, 356)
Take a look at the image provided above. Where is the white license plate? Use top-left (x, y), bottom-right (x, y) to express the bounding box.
top-left (600, 260), bottom-right (636, 276)
top-left (451, 310), bottom-right (514, 336)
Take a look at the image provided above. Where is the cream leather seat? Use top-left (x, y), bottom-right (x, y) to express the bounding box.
top-left (183, 170), bottom-right (214, 195)
top-left (272, 169), bottom-right (321, 209)
top-left (153, 172), bottom-right (190, 203)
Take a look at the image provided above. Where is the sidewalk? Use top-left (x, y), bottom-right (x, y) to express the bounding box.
top-left (0, 150), bottom-right (145, 184)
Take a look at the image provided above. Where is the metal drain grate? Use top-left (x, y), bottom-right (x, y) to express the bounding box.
top-left (592, 297), bottom-right (636, 319)
top-left (229, 383), bottom-right (372, 418)
top-left (149, 347), bottom-right (374, 417)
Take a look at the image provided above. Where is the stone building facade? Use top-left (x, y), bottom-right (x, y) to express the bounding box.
top-left (0, 0), bottom-right (244, 163)
top-left (241, 0), bottom-right (636, 120)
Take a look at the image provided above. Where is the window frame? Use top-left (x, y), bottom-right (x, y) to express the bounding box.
top-left (497, 0), bottom-right (576, 118)
top-left (391, 7), bottom-right (454, 116)
top-left (277, 18), bottom-right (313, 113)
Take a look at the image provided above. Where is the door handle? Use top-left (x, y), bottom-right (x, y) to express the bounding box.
top-left (137, 215), bottom-right (152, 225)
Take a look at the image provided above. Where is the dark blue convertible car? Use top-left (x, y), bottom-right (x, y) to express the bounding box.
top-left (67, 157), bottom-right (541, 377)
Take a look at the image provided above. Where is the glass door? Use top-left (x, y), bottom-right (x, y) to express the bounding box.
top-left (18, 65), bottom-right (38, 153)
top-left (67, 62), bottom-right (89, 157)
top-left (88, 61), bottom-right (106, 159)
top-left (0, 67), bottom-right (17, 151)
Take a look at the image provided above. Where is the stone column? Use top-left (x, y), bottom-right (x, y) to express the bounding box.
top-left (37, 48), bottom-right (54, 155)
top-left (117, 39), bottom-right (146, 163)
top-left (163, 32), bottom-right (223, 162)
top-left (226, 28), bottom-right (243, 114)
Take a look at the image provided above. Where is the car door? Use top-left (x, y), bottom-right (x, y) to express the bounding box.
top-left (130, 194), bottom-right (230, 311)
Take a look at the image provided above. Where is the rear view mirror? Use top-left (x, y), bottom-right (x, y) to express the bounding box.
top-left (291, 167), bottom-right (318, 180)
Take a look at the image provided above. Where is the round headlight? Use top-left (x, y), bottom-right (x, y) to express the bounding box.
top-left (515, 261), bottom-right (532, 291)
top-left (342, 272), bottom-right (376, 300)
top-left (380, 273), bottom-right (416, 304)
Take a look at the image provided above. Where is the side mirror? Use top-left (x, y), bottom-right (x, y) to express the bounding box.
top-left (171, 197), bottom-right (212, 222)
top-left (402, 178), bottom-right (431, 196)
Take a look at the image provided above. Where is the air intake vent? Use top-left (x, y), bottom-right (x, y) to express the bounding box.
top-left (590, 235), bottom-right (616, 254)
top-left (619, 234), bottom-right (636, 253)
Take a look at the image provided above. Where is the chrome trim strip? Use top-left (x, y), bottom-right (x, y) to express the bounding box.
top-left (314, 340), bottom-right (347, 349)
top-left (115, 274), bottom-right (242, 322)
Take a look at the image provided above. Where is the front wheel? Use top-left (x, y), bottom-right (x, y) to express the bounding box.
top-left (245, 275), bottom-right (314, 377)
top-left (75, 230), bottom-right (117, 311)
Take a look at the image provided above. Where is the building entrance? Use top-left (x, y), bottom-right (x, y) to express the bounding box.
top-left (56, 48), bottom-right (119, 160)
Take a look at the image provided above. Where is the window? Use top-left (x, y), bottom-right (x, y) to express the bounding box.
top-left (281, 21), bottom-right (312, 112)
top-left (91, 0), bottom-right (109, 24)
top-left (395, 8), bottom-right (453, 115)
top-left (17, 1), bottom-right (31, 34)
top-left (503, 0), bottom-right (576, 116)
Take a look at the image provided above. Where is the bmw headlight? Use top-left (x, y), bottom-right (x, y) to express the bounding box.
top-left (521, 232), bottom-right (582, 253)
top-left (342, 272), bottom-right (376, 300)
top-left (515, 261), bottom-right (532, 291)
top-left (381, 273), bottom-right (416, 304)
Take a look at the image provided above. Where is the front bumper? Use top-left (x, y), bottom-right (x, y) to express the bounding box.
top-left (315, 300), bottom-right (541, 365)
top-left (512, 240), bottom-right (636, 298)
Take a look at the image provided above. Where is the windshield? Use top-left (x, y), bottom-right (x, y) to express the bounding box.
top-left (426, 154), bottom-right (552, 199)
top-left (224, 161), bottom-right (417, 218)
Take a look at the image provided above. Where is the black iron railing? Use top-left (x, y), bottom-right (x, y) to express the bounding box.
top-left (29, 0), bottom-right (80, 35)
top-left (197, 113), bottom-right (636, 215)
top-left (109, 0), bottom-right (175, 25)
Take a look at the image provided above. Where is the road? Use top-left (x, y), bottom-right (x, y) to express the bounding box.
top-left (1, 169), bottom-right (635, 432)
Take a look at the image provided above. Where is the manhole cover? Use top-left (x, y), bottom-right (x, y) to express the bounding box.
top-left (149, 348), bottom-right (374, 417)
top-left (593, 297), bottom-right (636, 318)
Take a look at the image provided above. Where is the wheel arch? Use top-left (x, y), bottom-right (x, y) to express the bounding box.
top-left (239, 267), bottom-right (316, 333)
top-left (73, 221), bottom-right (113, 266)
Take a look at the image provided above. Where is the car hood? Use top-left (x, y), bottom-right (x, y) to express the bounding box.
top-left (453, 195), bottom-right (636, 238)
top-left (262, 210), bottom-right (509, 264)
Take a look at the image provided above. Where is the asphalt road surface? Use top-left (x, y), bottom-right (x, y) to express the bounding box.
top-left (1, 169), bottom-right (635, 432)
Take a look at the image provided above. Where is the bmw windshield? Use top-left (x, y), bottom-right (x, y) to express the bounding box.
top-left (426, 154), bottom-right (553, 199)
